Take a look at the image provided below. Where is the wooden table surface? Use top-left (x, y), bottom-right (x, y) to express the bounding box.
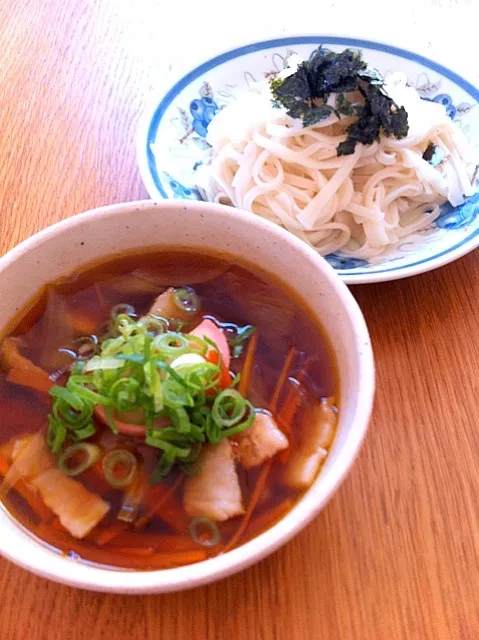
top-left (1, 1), bottom-right (478, 638)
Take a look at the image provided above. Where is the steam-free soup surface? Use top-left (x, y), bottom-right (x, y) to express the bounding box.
top-left (0, 250), bottom-right (338, 570)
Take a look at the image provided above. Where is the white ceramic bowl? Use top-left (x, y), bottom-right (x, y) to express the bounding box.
top-left (0, 200), bottom-right (374, 593)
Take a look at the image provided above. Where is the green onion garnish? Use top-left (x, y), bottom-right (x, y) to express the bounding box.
top-left (46, 300), bottom-right (257, 479)
top-left (212, 389), bottom-right (248, 427)
top-left (152, 332), bottom-right (189, 357)
top-left (111, 303), bottom-right (136, 320)
top-left (173, 287), bottom-right (201, 314)
top-left (102, 449), bottom-right (138, 488)
top-left (58, 443), bottom-right (101, 477)
top-left (189, 517), bottom-right (220, 547)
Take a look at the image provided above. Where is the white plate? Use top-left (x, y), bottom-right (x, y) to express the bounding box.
top-left (136, 36), bottom-right (479, 284)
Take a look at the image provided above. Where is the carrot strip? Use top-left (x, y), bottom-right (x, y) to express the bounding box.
top-left (0, 453), bottom-right (9, 476)
top-left (151, 497), bottom-right (190, 534)
top-left (224, 459), bottom-right (273, 552)
top-left (35, 523), bottom-right (207, 569)
top-left (148, 549), bottom-right (207, 568)
top-left (112, 546), bottom-right (155, 557)
top-left (51, 517), bottom-right (65, 531)
top-left (247, 499), bottom-right (294, 538)
top-left (276, 386), bottom-right (303, 463)
top-left (269, 347), bottom-right (296, 413)
top-left (110, 533), bottom-right (201, 553)
top-left (275, 390), bottom-right (301, 436)
top-left (0, 440), bottom-right (15, 461)
top-left (67, 313), bottom-right (98, 335)
top-left (277, 359), bottom-right (314, 462)
top-left (7, 366), bottom-right (53, 394)
top-left (239, 331), bottom-right (259, 396)
top-left (91, 520), bottom-right (128, 546)
top-left (1, 338), bottom-right (53, 393)
top-left (134, 474), bottom-right (185, 532)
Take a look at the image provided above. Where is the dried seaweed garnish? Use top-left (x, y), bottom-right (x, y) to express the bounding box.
top-left (423, 142), bottom-right (446, 167)
top-left (270, 47), bottom-right (409, 155)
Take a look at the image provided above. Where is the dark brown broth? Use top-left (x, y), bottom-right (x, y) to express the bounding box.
top-left (0, 249), bottom-right (338, 570)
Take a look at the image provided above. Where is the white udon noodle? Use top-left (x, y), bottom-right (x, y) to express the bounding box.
top-left (198, 78), bottom-right (477, 261)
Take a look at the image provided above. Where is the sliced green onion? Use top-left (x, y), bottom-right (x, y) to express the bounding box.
top-left (205, 413), bottom-right (221, 444)
top-left (169, 406), bottom-right (191, 434)
top-left (173, 287), bottom-right (201, 314)
top-left (228, 325), bottom-right (255, 346)
top-left (155, 360), bottom-right (189, 387)
top-left (116, 353), bottom-right (145, 364)
top-left (182, 442), bottom-right (203, 463)
top-left (163, 378), bottom-right (194, 408)
top-left (145, 435), bottom-right (191, 459)
top-left (46, 303), bottom-right (260, 481)
top-left (83, 356), bottom-right (124, 372)
top-left (52, 395), bottom-right (94, 430)
top-left (102, 449), bottom-right (138, 488)
top-left (71, 360), bottom-right (86, 375)
top-left (69, 423), bottom-right (96, 441)
top-left (151, 450), bottom-right (175, 484)
top-left (189, 517), bottom-right (220, 547)
top-left (109, 378), bottom-right (140, 412)
top-left (104, 405), bottom-right (119, 435)
top-left (186, 363), bottom-right (221, 391)
top-left (170, 353), bottom-right (206, 374)
top-left (67, 376), bottom-right (113, 406)
top-left (111, 303), bottom-right (136, 320)
top-left (230, 373), bottom-right (241, 387)
top-left (212, 389), bottom-right (247, 428)
top-left (232, 345), bottom-right (242, 358)
top-left (203, 335), bottom-right (219, 354)
top-left (100, 335), bottom-right (126, 357)
top-left (219, 407), bottom-right (255, 438)
top-left (138, 315), bottom-right (169, 335)
top-left (115, 314), bottom-right (139, 340)
top-left (143, 333), bottom-right (152, 361)
top-left (58, 443), bottom-right (101, 477)
top-left (186, 334), bottom-right (208, 356)
top-left (147, 426), bottom-right (187, 444)
top-left (144, 359), bottom-right (163, 412)
top-left (49, 386), bottom-right (84, 411)
top-left (47, 416), bottom-right (67, 453)
top-left (152, 332), bottom-right (189, 358)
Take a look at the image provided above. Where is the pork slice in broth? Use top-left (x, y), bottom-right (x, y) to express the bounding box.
top-left (183, 439), bottom-right (244, 521)
top-left (236, 412), bottom-right (288, 469)
top-left (32, 469), bottom-right (110, 539)
top-left (283, 398), bottom-right (336, 489)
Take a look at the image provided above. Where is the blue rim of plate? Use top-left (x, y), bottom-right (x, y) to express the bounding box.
top-left (144, 36), bottom-right (479, 279)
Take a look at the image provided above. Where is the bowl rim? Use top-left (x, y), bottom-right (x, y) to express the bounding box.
top-left (136, 34), bottom-right (479, 286)
top-left (0, 199), bottom-right (374, 593)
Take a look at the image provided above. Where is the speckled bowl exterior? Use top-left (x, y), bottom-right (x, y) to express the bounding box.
top-left (0, 200), bottom-right (374, 593)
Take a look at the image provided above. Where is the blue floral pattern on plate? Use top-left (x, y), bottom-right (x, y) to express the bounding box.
top-left (422, 93), bottom-right (457, 119)
top-left (163, 174), bottom-right (202, 200)
top-left (436, 192), bottom-right (479, 229)
top-left (325, 254), bottom-right (369, 270)
top-left (190, 95), bottom-right (220, 137)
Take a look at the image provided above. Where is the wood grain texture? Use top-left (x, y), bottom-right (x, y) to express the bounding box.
top-left (1, 1), bottom-right (478, 638)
